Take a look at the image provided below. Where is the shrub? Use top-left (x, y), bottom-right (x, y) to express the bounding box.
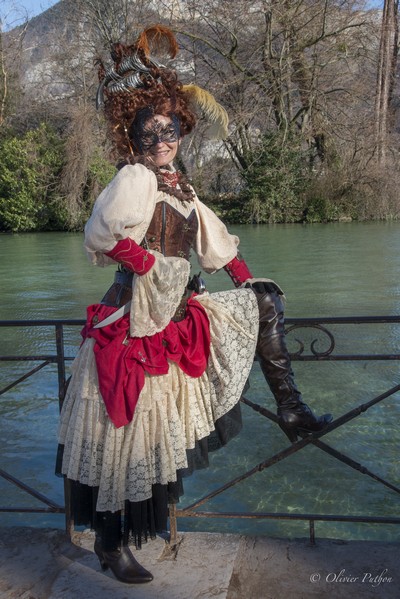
top-left (0, 124), bottom-right (64, 232)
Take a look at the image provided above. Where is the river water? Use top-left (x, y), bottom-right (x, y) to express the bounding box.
top-left (1, 222), bottom-right (399, 541)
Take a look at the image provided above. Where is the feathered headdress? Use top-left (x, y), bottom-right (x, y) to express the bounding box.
top-left (96, 25), bottom-right (229, 140)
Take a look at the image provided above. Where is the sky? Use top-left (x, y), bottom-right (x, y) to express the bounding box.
top-left (26, 0), bottom-right (57, 16)
top-left (1, 0), bottom-right (57, 24)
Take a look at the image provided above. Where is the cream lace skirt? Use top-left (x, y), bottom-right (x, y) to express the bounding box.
top-left (58, 288), bottom-right (258, 512)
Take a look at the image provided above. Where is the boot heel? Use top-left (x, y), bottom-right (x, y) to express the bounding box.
top-left (279, 422), bottom-right (298, 443)
top-left (98, 557), bottom-right (108, 571)
top-left (94, 542), bottom-right (108, 571)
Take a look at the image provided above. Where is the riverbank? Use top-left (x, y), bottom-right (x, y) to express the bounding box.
top-left (0, 526), bottom-right (398, 599)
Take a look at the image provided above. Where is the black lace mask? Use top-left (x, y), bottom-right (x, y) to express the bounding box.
top-left (130, 107), bottom-right (180, 153)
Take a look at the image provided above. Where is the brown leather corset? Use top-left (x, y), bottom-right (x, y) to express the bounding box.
top-left (142, 201), bottom-right (198, 260)
top-left (101, 201), bottom-right (198, 313)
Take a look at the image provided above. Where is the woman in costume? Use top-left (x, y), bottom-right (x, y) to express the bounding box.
top-left (57, 25), bottom-right (332, 584)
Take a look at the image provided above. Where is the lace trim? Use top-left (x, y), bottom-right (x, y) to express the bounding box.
top-left (130, 250), bottom-right (191, 337)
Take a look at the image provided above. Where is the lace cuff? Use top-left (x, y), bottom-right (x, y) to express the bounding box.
top-left (130, 250), bottom-right (191, 337)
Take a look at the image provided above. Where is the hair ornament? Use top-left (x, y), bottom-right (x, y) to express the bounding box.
top-left (96, 25), bottom-right (178, 109)
top-left (182, 84), bottom-right (229, 140)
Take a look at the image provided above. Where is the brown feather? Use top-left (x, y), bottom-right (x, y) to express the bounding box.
top-left (136, 25), bottom-right (179, 59)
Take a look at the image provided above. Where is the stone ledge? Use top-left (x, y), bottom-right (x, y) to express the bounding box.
top-left (0, 527), bottom-right (399, 599)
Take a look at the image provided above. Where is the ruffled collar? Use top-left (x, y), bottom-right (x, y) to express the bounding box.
top-left (122, 156), bottom-right (195, 203)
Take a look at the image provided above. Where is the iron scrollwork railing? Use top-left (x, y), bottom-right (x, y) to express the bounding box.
top-left (1, 316), bottom-right (400, 543)
top-left (286, 322), bottom-right (335, 358)
top-left (285, 315), bottom-right (400, 361)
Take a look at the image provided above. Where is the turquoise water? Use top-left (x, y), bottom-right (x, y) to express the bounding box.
top-left (0, 223), bottom-right (399, 541)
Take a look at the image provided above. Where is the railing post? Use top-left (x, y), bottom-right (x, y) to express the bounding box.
top-left (55, 323), bottom-right (73, 537)
top-left (309, 519), bottom-right (315, 545)
top-left (55, 323), bottom-right (67, 409)
top-left (169, 503), bottom-right (178, 547)
top-left (63, 478), bottom-right (74, 539)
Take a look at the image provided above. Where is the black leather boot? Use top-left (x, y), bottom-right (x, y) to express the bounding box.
top-left (94, 511), bottom-right (153, 584)
top-left (94, 536), bottom-right (153, 584)
top-left (249, 281), bottom-right (333, 442)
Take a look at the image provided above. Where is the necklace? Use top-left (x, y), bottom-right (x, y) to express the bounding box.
top-left (160, 170), bottom-right (179, 188)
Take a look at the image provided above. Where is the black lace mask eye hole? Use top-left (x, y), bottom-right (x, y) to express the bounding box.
top-left (141, 119), bottom-right (180, 148)
top-left (140, 132), bottom-right (157, 151)
top-left (159, 124), bottom-right (179, 143)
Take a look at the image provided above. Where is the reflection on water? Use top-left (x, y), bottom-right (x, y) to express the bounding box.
top-left (1, 223), bottom-right (400, 541)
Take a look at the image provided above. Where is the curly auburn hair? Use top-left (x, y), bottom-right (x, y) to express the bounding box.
top-left (98, 41), bottom-right (197, 159)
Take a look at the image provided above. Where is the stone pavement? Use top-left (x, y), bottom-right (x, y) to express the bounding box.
top-left (0, 526), bottom-right (399, 599)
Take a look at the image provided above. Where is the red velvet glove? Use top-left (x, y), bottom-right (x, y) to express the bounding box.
top-left (105, 238), bottom-right (155, 275)
top-left (224, 255), bottom-right (253, 287)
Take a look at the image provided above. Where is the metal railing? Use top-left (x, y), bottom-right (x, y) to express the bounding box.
top-left (0, 319), bottom-right (80, 527)
top-left (1, 316), bottom-right (400, 544)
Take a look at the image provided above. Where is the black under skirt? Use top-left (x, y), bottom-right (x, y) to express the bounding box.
top-left (56, 402), bottom-right (242, 550)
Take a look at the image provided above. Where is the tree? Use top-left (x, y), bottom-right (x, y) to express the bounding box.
top-left (174, 0), bottom-right (376, 220)
top-left (0, 1), bottom-right (29, 127)
top-left (375, 0), bottom-right (399, 162)
top-left (178, 2), bottom-right (369, 156)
